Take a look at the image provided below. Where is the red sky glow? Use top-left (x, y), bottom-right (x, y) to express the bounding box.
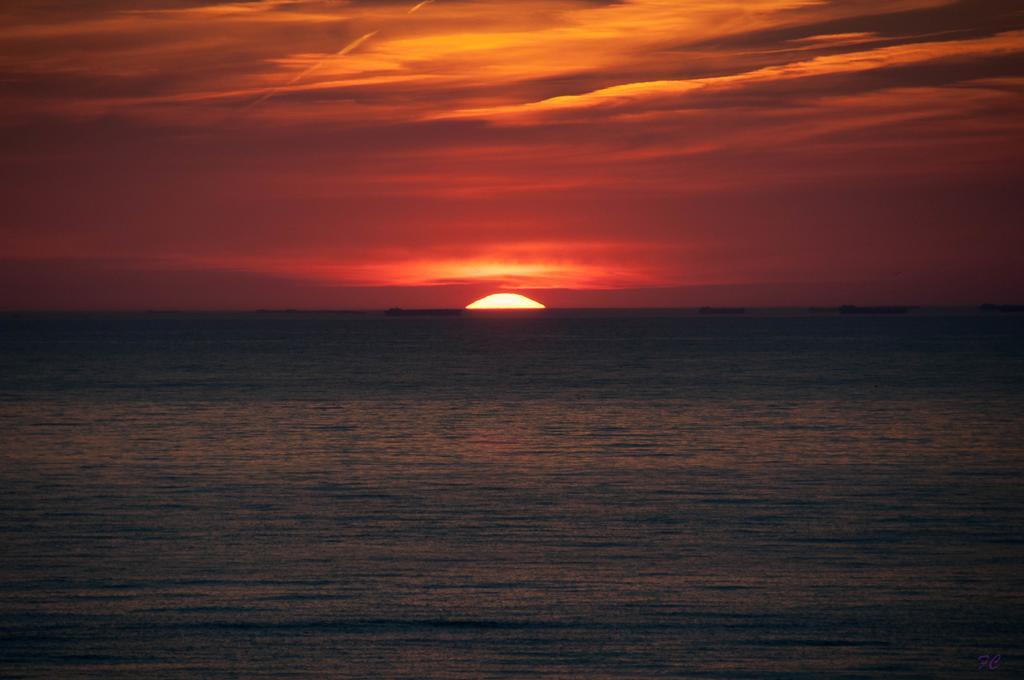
top-left (1, 0), bottom-right (1022, 308)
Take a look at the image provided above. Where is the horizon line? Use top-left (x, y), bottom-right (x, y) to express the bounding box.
top-left (2, 303), bottom-right (1021, 314)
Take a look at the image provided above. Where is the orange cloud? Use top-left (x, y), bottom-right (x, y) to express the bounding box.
top-left (0, 0), bottom-right (960, 122)
top-left (442, 30), bottom-right (1024, 121)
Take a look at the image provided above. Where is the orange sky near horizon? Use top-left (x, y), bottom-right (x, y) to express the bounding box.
top-left (1, 0), bottom-right (1022, 309)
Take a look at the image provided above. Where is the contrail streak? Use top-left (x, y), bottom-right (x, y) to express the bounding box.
top-left (244, 30), bottom-right (378, 110)
top-left (242, 0), bottom-right (437, 112)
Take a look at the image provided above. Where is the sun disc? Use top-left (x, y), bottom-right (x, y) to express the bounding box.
top-left (466, 293), bottom-right (546, 310)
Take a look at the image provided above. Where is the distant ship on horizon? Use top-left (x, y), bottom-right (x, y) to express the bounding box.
top-left (385, 308), bottom-right (462, 317)
top-left (699, 307), bottom-right (746, 315)
top-left (810, 305), bottom-right (914, 314)
top-left (839, 305), bottom-right (913, 315)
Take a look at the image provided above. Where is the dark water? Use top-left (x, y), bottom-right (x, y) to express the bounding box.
top-left (1, 311), bottom-right (1022, 678)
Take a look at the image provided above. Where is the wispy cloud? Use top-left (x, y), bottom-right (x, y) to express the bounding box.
top-left (440, 30), bottom-right (1024, 121)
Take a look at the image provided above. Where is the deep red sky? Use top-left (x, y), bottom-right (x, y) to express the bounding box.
top-left (2, 0), bottom-right (1022, 309)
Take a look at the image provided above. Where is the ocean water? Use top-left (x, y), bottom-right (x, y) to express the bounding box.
top-left (1, 310), bottom-right (1022, 678)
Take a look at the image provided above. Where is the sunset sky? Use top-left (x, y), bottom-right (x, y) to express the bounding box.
top-left (2, 0), bottom-right (1022, 309)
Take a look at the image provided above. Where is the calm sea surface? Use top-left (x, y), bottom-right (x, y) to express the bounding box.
top-left (1, 310), bottom-right (1022, 678)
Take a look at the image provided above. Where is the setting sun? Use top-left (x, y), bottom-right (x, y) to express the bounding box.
top-left (466, 293), bottom-right (546, 310)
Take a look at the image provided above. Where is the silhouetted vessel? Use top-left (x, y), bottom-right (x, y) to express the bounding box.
top-left (699, 307), bottom-right (745, 315)
top-left (839, 305), bottom-right (912, 315)
top-left (386, 308), bottom-right (462, 317)
top-left (254, 309), bottom-right (365, 315)
top-left (979, 304), bottom-right (1024, 313)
